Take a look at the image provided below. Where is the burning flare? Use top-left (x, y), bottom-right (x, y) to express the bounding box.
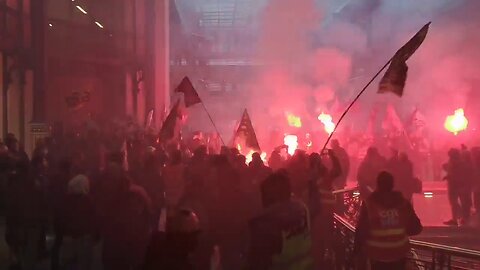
top-left (286, 113), bottom-right (302, 128)
top-left (238, 144), bottom-right (267, 165)
top-left (318, 113), bottom-right (336, 135)
top-left (444, 108), bottom-right (468, 135)
top-left (284, 134), bottom-right (298, 156)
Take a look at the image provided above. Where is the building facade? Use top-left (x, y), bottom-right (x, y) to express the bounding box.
top-left (1, 0), bottom-right (171, 155)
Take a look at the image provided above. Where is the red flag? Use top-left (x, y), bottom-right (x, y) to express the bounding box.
top-left (233, 109), bottom-right (261, 151)
top-left (159, 100), bottom-right (182, 142)
top-left (378, 22), bottom-right (430, 97)
top-left (365, 107), bottom-right (377, 139)
top-left (175, 76), bottom-right (202, 107)
top-left (382, 104), bottom-right (404, 133)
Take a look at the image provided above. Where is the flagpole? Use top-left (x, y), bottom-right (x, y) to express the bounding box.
top-left (321, 59), bottom-right (392, 152)
top-left (321, 22), bottom-right (431, 152)
top-left (200, 102), bottom-right (226, 146)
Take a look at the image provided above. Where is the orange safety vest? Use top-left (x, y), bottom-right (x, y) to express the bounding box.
top-left (365, 199), bottom-right (410, 262)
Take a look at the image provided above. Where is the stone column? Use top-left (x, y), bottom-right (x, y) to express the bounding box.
top-left (152, 0), bottom-right (170, 128)
top-left (31, 0), bottom-right (46, 122)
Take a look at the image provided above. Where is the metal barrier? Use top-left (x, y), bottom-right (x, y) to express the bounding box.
top-left (332, 188), bottom-right (480, 270)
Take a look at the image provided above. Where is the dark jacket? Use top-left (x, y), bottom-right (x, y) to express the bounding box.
top-left (60, 194), bottom-right (98, 238)
top-left (247, 200), bottom-right (312, 270)
top-left (143, 232), bottom-right (194, 270)
top-left (353, 191), bottom-right (422, 255)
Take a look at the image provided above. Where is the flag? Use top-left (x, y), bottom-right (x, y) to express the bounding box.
top-left (382, 104), bottom-right (404, 133)
top-left (407, 108), bottom-right (426, 128)
top-left (233, 109), bottom-right (261, 151)
top-left (159, 100), bottom-right (181, 142)
top-left (407, 108), bottom-right (427, 137)
top-left (378, 22), bottom-right (430, 97)
top-left (175, 76), bottom-right (202, 107)
top-left (364, 107), bottom-right (377, 140)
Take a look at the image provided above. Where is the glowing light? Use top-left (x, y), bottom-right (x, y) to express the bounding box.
top-left (444, 108), bottom-right (468, 135)
top-left (76, 5), bottom-right (88, 14)
top-left (260, 152), bottom-right (267, 162)
top-left (305, 133), bottom-right (313, 149)
top-left (286, 113), bottom-right (302, 128)
top-left (95, 21), bottom-right (104, 28)
top-left (318, 113), bottom-right (336, 135)
top-left (284, 134), bottom-right (298, 156)
top-left (424, 191), bottom-right (433, 198)
top-left (48, 23), bottom-right (53, 27)
top-left (237, 144), bottom-right (242, 151)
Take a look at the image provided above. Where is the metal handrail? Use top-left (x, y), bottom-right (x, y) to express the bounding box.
top-left (333, 188), bottom-right (480, 269)
top-left (334, 212), bottom-right (480, 259)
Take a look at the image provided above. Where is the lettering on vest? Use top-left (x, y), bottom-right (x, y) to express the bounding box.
top-left (378, 209), bottom-right (400, 227)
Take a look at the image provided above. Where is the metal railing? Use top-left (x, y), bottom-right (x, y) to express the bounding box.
top-left (332, 188), bottom-right (480, 270)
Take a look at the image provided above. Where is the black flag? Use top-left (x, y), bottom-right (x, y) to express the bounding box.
top-left (234, 109), bottom-right (261, 151)
top-left (378, 22), bottom-right (430, 97)
top-left (175, 76), bottom-right (202, 107)
top-left (159, 100), bottom-right (181, 142)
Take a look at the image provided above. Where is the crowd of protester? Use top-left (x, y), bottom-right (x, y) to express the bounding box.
top-left (442, 145), bottom-right (480, 226)
top-left (0, 119), bottom-right (475, 269)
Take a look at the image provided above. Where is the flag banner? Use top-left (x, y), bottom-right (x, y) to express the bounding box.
top-left (378, 22), bottom-right (430, 97)
top-left (159, 100), bottom-right (181, 142)
top-left (408, 108), bottom-right (426, 128)
top-left (365, 107), bottom-right (377, 140)
top-left (233, 109), bottom-right (261, 151)
top-left (175, 76), bottom-right (202, 107)
top-left (382, 104), bottom-right (404, 133)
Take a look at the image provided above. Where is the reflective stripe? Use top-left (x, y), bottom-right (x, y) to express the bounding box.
top-left (370, 228), bottom-right (406, 237)
top-left (367, 238), bottom-right (408, 248)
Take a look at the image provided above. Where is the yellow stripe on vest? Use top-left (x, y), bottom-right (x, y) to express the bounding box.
top-left (370, 228), bottom-right (406, 237)
top-left (367, 238), bottom-right (409, 248)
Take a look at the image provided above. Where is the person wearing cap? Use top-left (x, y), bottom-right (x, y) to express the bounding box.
top-left (353, 171), bottom-right (422, 270)
top-left (246, 170), bottom-right (314, 270)
top-left (143, 208), bottom-right (202, 270)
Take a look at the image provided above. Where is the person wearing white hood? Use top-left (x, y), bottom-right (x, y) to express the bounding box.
top-left (59, 174), bottom-right (98, 270)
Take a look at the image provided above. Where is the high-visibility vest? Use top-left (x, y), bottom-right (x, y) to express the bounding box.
top-left (270, 204), bottom-right (314, 270)
top-left (270, 230), bottom-right (314, 270)
top-left (365, 199), bottom-right (410, 262)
